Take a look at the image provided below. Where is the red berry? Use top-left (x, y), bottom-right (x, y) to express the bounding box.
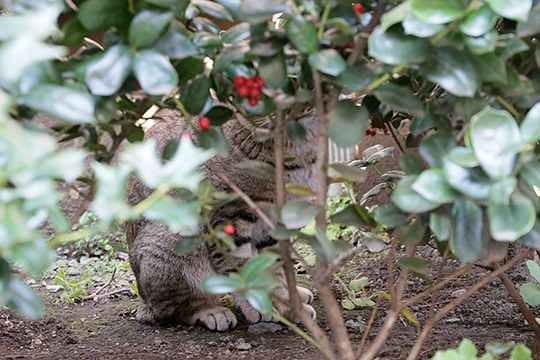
top-left (255, 77), bottom-right (265, 88)
top-left (249, 87), bottom-right (261, 98)
top-left (246, 78), bottom-right (255, 88)
top-left (248, 97), bottom-right (258, 106)
top-left (224, 224), bottom-right (235, 235)
top-left (237, 85), bottom-right (249, 97)
top-left (199, 116), bottom-right (210, 130)
top-left (234, 75), bottom-right (246, 87)
top-left (354, 3), bottom-right (364, 17)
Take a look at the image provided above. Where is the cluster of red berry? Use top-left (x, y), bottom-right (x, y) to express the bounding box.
top-left (233, 75), bottom-right (265, 106)
top-left (353, 3), bottom-right (364, 18)
top-left (365, 124), bottom-right (389, 137)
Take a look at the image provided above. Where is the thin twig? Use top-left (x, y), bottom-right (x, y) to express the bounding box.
top-left (428, 248), bottom-right (450, 319)
top-left (406, 249), bottom-right (533, 360)
top-left (385, 123), bottom-right (405, 154)
top-left (91, 287), bottom-right (135, 300)
top-left (347, 0), bottom-right (387, 66)
top-left (356, 296), bottom-right (381, 355)
top-left (498, 271), bottom-right (540, 337)
top-left (83, 269), bottom-right (117, 300)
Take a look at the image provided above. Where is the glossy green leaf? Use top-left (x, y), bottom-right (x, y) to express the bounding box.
top-left (520, 282), bottom-right (540, 305)
top-left (373, 205), bottom-right (408, 229)
top-left (85, 45), bottom-right (133, 96)
top-left (526, 260), bottom-right (540, 282)
top-left (245, 289), bottom-right (273, 314)
top-left (485, 0), bottom-right (532, 22)
top-left (402, 13), bottom-right (444, 37)
top-left (368, 26), bottom-right (429, 65)
top-left (205, 106), bottom-right (234, 126)
top-left (237, 0), bottom-right (287, 25)
top-left (78, 0), bottom-right (130, 31)
top-left (145, 199), bottom-right (200, 235)
top-left (520, 103), bottom-right (540, 144)
top-left (399, 153), bottom-right (425, 175)
top-left (328, 100), bottom-right (369, 147)
top-left (466, 31), bottom-right (498, 55)
top-left (235, 160), bottom-right (275, 179)
top-left (392, 176), bottom-right (440, 213)
top-left (517, 3), bottom-right (540, 37)
top-left (331, 66), bottom-right (378, 92)
top-left (259, 52), bottom-right (288, 89)
top-left (470, 106), bottom-right (520, 179)
top-left (133, 50), bottom-right (178, 95)
top-left (374, 83), bottom-right (424, 116)
top-left (397, 222), bottom-right (426, 246)
top-left (221, 22), bottom-right (251, 44)
top-left (380, 0), bottom-right (412, 30)
top-left (471, 53), bottom-right (507, 84)
top-left (521, 162), bottom-right (540, 188)
top-left (129, 10), bottom-right (173, 49)
top-left (426, 47), bottom-right (478, 97)
top-left (459, 5), bottom-right (498, 37)
top-left (308, 49), bottom-right (347, 76)
top-left (412, 169), bottom-right (458, 204)
top-left (197, 128), bottom-right (230, 155)
top-left (241, 253), bottom-right (279, 283)
top-left (488, 194), bottom-right (535, 241)
top-left (397, 256), bottom-right (430, 274)
top-left (192, 0), bottom-right (233, 21)
top-left (450, 200), bottom-right (483, 263)
top-left (488, 177), bottom-right (517, 205)
top-left (411, 0), bottom-right (466, 24)
top-left (510, 344), bottom-right (533, 360)
top-left (281, 200), bottom-right (322, 230)
top-left (287, 16), bottom-right (318, 54)
top-left (330, 204), bottom-right (377, 229)
top-left (349, 277), bottom-right (369, 292)
top-left (419, 132), bottom-right (457, 168)
top-left (180, 75), bottom-right (211, 115)
top-left (443, 159), bottom-right (492, 200)
top-left (430, 211), bottom-right (451, 241)
top-left (156, 32), bottom-right (199, 59)
top-left (202, 274), bottom-right (242, 294)
top-left (21, 85), bottom-right (95, 124)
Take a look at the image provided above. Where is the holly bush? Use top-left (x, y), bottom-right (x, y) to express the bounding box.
top-left (2, 0), bottom-right (540, 359)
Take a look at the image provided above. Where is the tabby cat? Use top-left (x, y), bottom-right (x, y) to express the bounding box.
top-left (125, 108), bottom-right (317, 331)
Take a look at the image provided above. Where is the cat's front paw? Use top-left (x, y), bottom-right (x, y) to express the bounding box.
top-left (190, 306), bottom-right (238, 331)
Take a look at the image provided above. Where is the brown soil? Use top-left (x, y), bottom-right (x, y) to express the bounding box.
top-left (1, 248), bottom-right (538, 360)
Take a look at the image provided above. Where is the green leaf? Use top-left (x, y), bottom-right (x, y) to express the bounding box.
top-left (281, 200), bottom-right (322, 230)
top-left (373, 205), bottom-right (408, 229)
top-left (330, 204), bottom-right (377, 229)
top-left (329, 163), bottom-right (367, 183)
top-left (202, 274), bottom-right (242, 294)
top-left (430, 211), bottom-right (451, 241)
top-left (156, 32), bottom-right (199, 59)
top-left (221, 22), bottom-right (251, 44)
top-left (4, 278), bottom-right (44, 320)
top-left (443, 157), bottom-right (492, 200)
top-left (235, 160), bottom-right (275, 179)
top-left (450, 200), bottom-right (484, 263)
top-left (21, 85), bottom-right (95, 124)
top-left (286, 121), bottom-right (307, 143)
top-left (397, 256), bottom-right (430, 274)
top-left (245, 289), bottom-right (273, 314)
top-left (133, 49), bottom-right (178, 95)
top-left (328, 100), bottom-right (369, 147)
top-left (466, 31), bottom-right (498, 55)
top-left (412, 169), bottom-right (458, 204)
top-left (510, 344), bottom-right (533, 360)
top-left (331, 66), bottom-right (378, 92)
top-left (145, 199), bottom-right (200, 235)
top-left (488, 194), bottom-right (535, 242)
top-left (526, 260), bottom-right (540, 283)
top-left (517, 3), bottom-right (540, 37)
top-left (205, 106), bottom-right (234, 126)
top-left (520, 222), bottom-right (540, 251)
top-left (286, 16), bottom-right (318, 54)
top-left (175, 237), bottom-right (199, 255)
top-left (197, 127), bottom-right (230, 155)
top-left (78, 0), bottom-right (130, 31)
top-left (341, 299), bottom-right (356, 310)
top-left (419, 132), bottom-right (457, 168)
top-left (128, 10), bottom-right (173, 49)
top-left (411, 0), bottom-right (466, 24)
top-left (180, 75), bottom-right (211, 115)
top-left (488, 177), bottom-right (517, 206)
top-left (520, 282), bottom-right (540, 305)
top-left (399, 153), bottom-right (425, 175)
top-left (471, 53), bottom-right (508, 84)
top-left (10, 240), bottom-right (54, 277)
top-left (520, 103), bottom-right (540, 144)
top-left (381, 0), bottom-right (412, 30)
top-left (402, 13), bottom-right (445, 37)
top-left (459, 5), bottom-right (498, 37)
top-left (85, 45), bottom-right (133, 96)
top-left (485, 0), bottom-right (532, 22)
top-left (426, 47), bottom-right (479, 97)
top-left (285, 183), bottom-right (316, 197)
top-left (470, 106), bottom-right (521, 179)
top-left (374, 83), bottom-right (424, 116)
top-left (397, 222), bottom-right (426, 246)
top-left (485, 342), bottom-right (515, 355)
top-left (236, 0), bottom-right (286, 24)
top-left (192, 0), bottom-right (233, 21)
top-left (259, 52), bottom-right (288, 89)
top-left (241, 253), bottom-right (279, 283)
top-left (308, 49), bottom-right (347, 76)
top-left (392, 176), bottom-right (440, 213)
top-left (368, 26), bottom-right (429, 65)
top-left (349, 277), bottom-right (369, 292)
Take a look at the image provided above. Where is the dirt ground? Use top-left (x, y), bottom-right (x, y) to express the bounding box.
top-left (1, 246), bottom-right (538, 360)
